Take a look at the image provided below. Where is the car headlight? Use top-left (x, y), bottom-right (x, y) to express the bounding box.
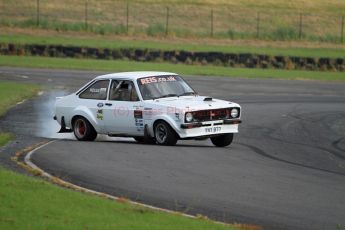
top-left (185, 112), bottom-right (193, 122)
top-left (230, 108), bottom-right (239, 118)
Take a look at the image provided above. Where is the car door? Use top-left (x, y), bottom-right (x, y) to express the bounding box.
top-left (103, 79), bottom-right (144, 136)
top-left (77, 79), bottom-right (110, 134)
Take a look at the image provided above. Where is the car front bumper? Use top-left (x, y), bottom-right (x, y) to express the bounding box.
top-left (178, 119), bottom-right (241, 138)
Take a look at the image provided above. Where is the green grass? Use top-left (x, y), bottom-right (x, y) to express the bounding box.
top-left (1, 0), bottom-right (345, 42)
top-left (0, 133), bottom-right (13, 146)
top-left (1, 55), bottom-right (345, 81)
top-left (0, 81), bottom-right (38, 146)
top-left (0, 167), bottom-right (239, 230)
top-left (0, 81), bottom-right (39, 116)
top-left (0, 34), bottom-right (344, 58)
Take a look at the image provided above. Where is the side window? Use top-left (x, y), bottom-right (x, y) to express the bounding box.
top-left (109, 80), bottom-right (139, 101)
top-left (79, 80), bottom-right (109, 100)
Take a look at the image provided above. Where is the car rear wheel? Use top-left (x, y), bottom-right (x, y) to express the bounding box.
top-left (210, 133), bottom-right (233, 147)
top-left (154, 121), bottom-right (178, 146)
top-left (73, 117), bottom-right (97, 141)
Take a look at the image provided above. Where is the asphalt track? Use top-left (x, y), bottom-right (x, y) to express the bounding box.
top-left (1, 67), bottom-right (345, 230)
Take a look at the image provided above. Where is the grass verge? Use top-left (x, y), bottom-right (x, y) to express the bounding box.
top-left (0, 81), bottom-right (38, 146)
top-left (0, 33), bottom-right (344, 58)
top-left (0, 167), bottom-right (240, 230)
top-left (1, 55), bottom-right (345, 81)
top-left (0, 81), bottom-right (39, 116)
top-left (0, 133), bottom-right (13, 146)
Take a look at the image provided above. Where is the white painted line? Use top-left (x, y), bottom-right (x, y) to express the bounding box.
top-left (24, 141), bottom-right (204, 221)
top-left (16, 99), bottom-right (27, 105)
top-left (24, 141), bottom-right (57, 178)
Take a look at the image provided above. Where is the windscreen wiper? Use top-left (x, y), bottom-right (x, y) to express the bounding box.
top-left (159, 94), bottom-right (179, 98)
top-left (178, 92), bottom-right (196, 96)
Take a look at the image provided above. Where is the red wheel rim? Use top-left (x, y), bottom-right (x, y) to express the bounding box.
top-left (74, 119), bottom-right (87, 139)
top-left (78, 122), bottom-right (85, 135)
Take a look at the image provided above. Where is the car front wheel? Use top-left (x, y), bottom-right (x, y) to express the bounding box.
top-left (73, 117), bottom-right (97, 141)
top-left (154, 121), bottom-right (178, 146)
top-left (210, 133), bottom-right (233, 147)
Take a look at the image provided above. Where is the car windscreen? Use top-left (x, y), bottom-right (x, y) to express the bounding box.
top-left (137, 75), bottom-right (196, 100)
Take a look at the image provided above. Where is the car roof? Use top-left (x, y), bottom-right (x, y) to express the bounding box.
top-left (95, 71), bottom-right (178, 80)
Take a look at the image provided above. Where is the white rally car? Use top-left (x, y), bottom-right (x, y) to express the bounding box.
top-left (54, 72), bottom-right (241, 147)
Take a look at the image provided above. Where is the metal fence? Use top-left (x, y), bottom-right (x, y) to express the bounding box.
top-left (0, 0), bottom-right (344, 43)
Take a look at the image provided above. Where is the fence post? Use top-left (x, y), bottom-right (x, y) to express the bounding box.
top-left (210, 9), bottom-right (214, 37)
top-left (299, 13), bottom-right (303, 39)
top-left (165, 7), bottom-right (169, 36)
top-left (85, 0), bottom-right (88, 30)
top-left (341, 16), bottom-right (344, 43)
top-left (36, 0), bottom-right (40, 27)
top-left (256, 12), bottom-right (260, 38)
top-left (126, 2), bottom-right (129, 34)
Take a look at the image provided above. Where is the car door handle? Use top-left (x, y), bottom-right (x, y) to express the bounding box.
top-left (105, 103), bottom-right (112, 106)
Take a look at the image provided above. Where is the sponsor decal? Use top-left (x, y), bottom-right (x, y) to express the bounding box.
top-left (135, 119), bottom-right (144, 127)
top-left (175, 113), bottom-right (180, 120)
top-left (96, 109), bottom-right (103, 120)
top-left (134, 110), bottom-right (143, 119)
top-left (90, 87), bottom-right (107, 93)
top-left (143, 107), bottom-right (153, 118)
top-left (135, 118), bottom-right (144, 131)
top-left (134, 109), bottom-right (144, 131)
top-left (139, 76), bottom-right (177, 85)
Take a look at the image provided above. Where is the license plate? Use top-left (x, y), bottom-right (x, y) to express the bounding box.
top-left (205, 126), bottom-right (221, 133)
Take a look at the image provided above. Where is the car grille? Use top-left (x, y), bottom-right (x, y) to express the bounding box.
top-left (192, 108), bottom-right (230, 122)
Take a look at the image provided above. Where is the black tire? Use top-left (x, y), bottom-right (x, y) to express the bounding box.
top-left (133, 136), bottom-right (156, 145)
top-left (133, 137), bottom-right (145, 143)
top-left (154, 121), bottom-right (178, 146)
top-left (73, 117), bottom-right (97, 141)
top-left (210, 133), bottom-right (233, 147)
